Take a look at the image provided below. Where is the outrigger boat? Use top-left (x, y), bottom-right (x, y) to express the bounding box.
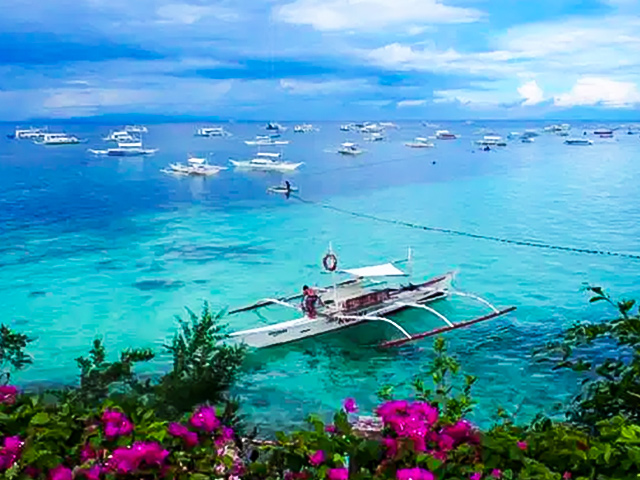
top-left (226, 248), bottom-right (516, 349)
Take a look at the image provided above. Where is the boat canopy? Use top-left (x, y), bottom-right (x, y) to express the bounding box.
top-left (188, 157), bottom-right (206, 164)
top-left (342, 263), bottom-right (407, 278)
top-left (256, 152), bottom-right (281, 158)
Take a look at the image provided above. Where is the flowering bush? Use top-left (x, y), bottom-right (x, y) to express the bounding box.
top-left (0, 390), bottom-right (243, 479)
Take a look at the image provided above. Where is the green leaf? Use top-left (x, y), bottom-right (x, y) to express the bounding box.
top-left (30, 412), bottom-right (51, 425)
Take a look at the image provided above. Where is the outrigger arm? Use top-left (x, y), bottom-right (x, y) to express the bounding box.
top-left (336, 315), bottom-right (413, 340)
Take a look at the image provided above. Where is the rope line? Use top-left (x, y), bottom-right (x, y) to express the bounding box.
top-left (291, 195), bottom-right (640, 261)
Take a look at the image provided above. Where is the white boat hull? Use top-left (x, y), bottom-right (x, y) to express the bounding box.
top-left (230, 160), bottom-right (302, 172)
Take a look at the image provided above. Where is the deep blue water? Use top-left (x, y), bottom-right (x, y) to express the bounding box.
top-left (1, 121), bottom-right (639, 432)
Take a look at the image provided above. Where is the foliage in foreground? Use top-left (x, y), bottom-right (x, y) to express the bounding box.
top-left (1, 289), bottom-right (640, 479)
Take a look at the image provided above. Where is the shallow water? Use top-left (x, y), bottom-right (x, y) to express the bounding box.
top-left (1, 121), bottom-right (638, 432)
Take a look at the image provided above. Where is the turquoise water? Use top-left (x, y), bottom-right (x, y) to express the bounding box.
top-left (1, 121), bottom-right (639, 432)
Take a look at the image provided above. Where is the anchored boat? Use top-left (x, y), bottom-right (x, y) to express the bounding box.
top-left (164, 156), bottom-right (227, 176)
top-left (244, 135), bottom-right (290, 146)
top-left (88, 140), bottom-right (158, 156)
top-left (226, 248), bottom-right (516, 349)
top-left (564, 138), bottom-right (593, 146)
top-left (229, 152), bottom-right (303, 172)
top-left (338, 142), bottom-right (363, 155)
top-left (405, 137), bottom-right (434, 148)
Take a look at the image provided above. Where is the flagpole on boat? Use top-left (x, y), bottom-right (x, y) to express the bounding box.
top-left (408, 247), bottom-right (413, 279)
top-left (329, 242), bottom-right (338, 305)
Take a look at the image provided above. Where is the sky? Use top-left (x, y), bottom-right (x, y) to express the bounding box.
top-left (1, 0), bottom-right (640, 120)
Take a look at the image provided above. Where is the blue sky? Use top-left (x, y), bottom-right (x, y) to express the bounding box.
top-left (1, 0), bottom-right (640, 120)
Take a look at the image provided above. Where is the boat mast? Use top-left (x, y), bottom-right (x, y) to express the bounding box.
top-left (407, 247), bottom-right (413, 279)
top-left (329, 242), bottom-right (338, 305)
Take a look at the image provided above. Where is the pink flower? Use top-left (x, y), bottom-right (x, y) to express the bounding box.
top-left (396, 468), bottom-right (435, 480)
top-left (101, 409), bottom-right (133, 439)
top-left (325, 424), bottom-right (337, 433)
top-left (441, 420), bottom-right (474, 443)
top-left (562, 473), bottom-right (572, 480)
top-left (80, 443), bottom-right (96, 463)
top-left (470, 473), bottom-right (482, 480)
top-left (3, 436), bottom-right (23, 454)
top-left (49, 465), bottom-right (73, 480)
top-left (408, 402), bottom-right (439, 426)
top-left (343, 398), bottom-right (358, 413)
top-left (0, 435), bottom-right (23, 471)
top-left (517, 441), bottom-right (528, 451)
top-left (107, 442), bottom-right (168, 473)
top-left (168, 422), bottom-right (199, 448)
top-left (189, 405), bottom-right (220, 432)
top-left (491, 469), bottom-right (502, 479)
top-left (377, 400), bottom-right (409, 421)
top-left (382, 437), bottom-right (398, 457)
top-left (327, 468), bottom-right (349, 480)
top-left (0, 385), bottom-right (18, 405)
top-left (215, 426), bottom-right (235, 446)
top-left (78, 464), bottom-right (101, 480)
top-left (309, 450), bottom-right (325, 466)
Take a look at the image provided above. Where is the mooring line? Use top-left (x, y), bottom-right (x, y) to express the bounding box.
top-left (292, 195), bottom-right (640, 261)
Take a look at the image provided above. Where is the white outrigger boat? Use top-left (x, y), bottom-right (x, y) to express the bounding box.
top-left (475, 135), bottom-right (507, 147)
top-left (164, 156), bottom-right (227, 176)
top-left (338, 142), bottom-right (363, 155)
top-left (124, 125), bottom-right (148, 134)
top-left (435, 130), bottom-right (458, 140)
top-left (294, 124), bottom-right (315, 133)
top-left (564, 138), bottom-right (593, 146)
top-left (244, 135), bottom-right (290, 146)
top-left (405, 137), bottom-right (434, 148)
top-left (226, 249), bottom-right (516, 349)
top-left (104, 130), bottom-right (137, 142)
top-left (195, 126), bottom-right (229, 137)
top-left (88, 140), bottom-right (158, 156)
top-left (7, 126), bottom-right (46, 140)
top-left (36, 133), bottom-right (82, 145)
top-left (229, 152), bottom-right (303, 172)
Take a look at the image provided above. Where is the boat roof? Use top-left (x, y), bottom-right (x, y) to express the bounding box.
top-left (342, 263), bottom-right (407, 278)
top-left (188, 157), bottom-right (206, 164)
top-left (341, 142), bottom-right (357, 147)
top-left (256, 152), bottom-right (281, 158)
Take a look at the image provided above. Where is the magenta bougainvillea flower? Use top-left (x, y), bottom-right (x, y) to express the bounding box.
top-left (327, 467), bottom-right (349, 480)
top-left (470, 472), bottom-right (482, 480)
top-left (0, 385), bottom-right (18, 405)
top-left (325, 424), bottom-right (337, 433)
top-left (77, 464), bottom-right (101, 480)
top-left (108, 442), bottom-right (169, 473)
top-left (396, 467), bottom-right (435, 480)
top-left (563, 473), bottom-right (572, 480)
top-left (309, 450), bottom-right (326, 466)
top-left (491, 469), bottom-right (502, 479)
top-left (517, 441), bottom-right (528, 451)
top-left (168, 422), bottom-right (199, 448)
top-left (189, 405), bottom-right (220, 432)
top-left (0, 435), bottom-right (23, 471)
top-left (49, 465), bottom-right (73, 480)
top-left (343, 398), bottom-right (358, 413)
top-left (101, 409), bottom-right (134, 439)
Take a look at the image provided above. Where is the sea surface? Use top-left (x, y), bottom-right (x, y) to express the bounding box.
top-left (1, 121), bottom-right (639, 433)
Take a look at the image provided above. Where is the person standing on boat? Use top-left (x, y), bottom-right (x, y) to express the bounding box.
top-left (284, 180), bottom-right (292, 199)
top-left (302, 285), bottom-right (323, 318)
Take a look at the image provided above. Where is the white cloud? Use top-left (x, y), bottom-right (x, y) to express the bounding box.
top-left (279, 78), bottom-right (368, 95)
top-left (397, 99), bottom-right (427, 107)
top-left (518, 80), bottom-right (544, 106)
top-left (433, 89), bottom-right (510, 106)
top-left (276, 0), bottom-right (482, 31)
top-left (156, 3), bottom-right (238, 25)
top-left (554, 77), bottom-right (640, 107)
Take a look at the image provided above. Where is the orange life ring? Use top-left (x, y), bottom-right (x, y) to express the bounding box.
top-left (323, 253), bottom-right (338, 272)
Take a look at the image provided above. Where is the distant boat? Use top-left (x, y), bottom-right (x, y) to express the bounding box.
top-left (564, 138), bottom-right (593, 146)
top-left (266, 122), bottom-right (286, 132)
top-left (104, 130), bottom-right (137, 142)
top-left (244, 135), bottom-right (290, 146)
top-left (379, 122), bottom-right (399, 129)
top-left (165, 156), bottom-right (227, 176)
top-left (405, 137), bottom-right (434, 148)
top-left (521, 137), bottom-right (535, 143)
top-left (7, 126), bottom-right (46, 140)
top-left (36, 133), bottom-right (81, 145)
top-left (195, 126), bottom-right (228, 137)
top-left (475, 135), bottom-right (507, 147)
top-left (294, 124), bottom-right (315, 133)
top-left (594, 128), bottom-right (614, 138)
top-left (124, 125), bottom-right (148, 134)
top-left (88, 140), bottom-right (157, 156)
top-left (337, 142), bottom-right (363, 155)
top-left (365, 132), bottom-right (385, 142)
top-left (230, 152), bottom-right (302, 172)
top-left (435, 130), bottom-right (458, 140)
top-left (340, 123), bottom-right (355, 131)
top-left (544, 124), bottom-right (570, 133)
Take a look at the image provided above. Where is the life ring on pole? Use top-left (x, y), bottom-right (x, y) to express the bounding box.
top-left (323, 253), bottom-right (338, 272)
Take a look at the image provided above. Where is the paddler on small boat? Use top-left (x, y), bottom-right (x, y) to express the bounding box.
top-left (284, 180), bottom-right (292, 198)
top-left (302, 285), bottom-right (324, 318)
